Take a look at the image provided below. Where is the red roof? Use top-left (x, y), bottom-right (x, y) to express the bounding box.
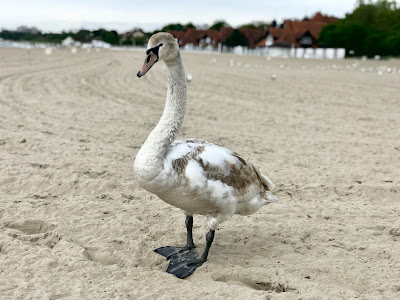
top-left (169, 28), bottom-right (212, 46)
top-left (274, 27), bottom-right (297, 47)
top-left (167, 30), bottom-right (186, 45)
top-left (311, 12), bottom-right (339, 23)
top-left (269, 27), bottom-right (284, 39)
top-left (256, 37), bottom-right (267, 47)
top-left (256, 27), bottom-right (284, 47)
top-left (239, 28), bottom-right (266, 48)
top-left (284, 20), bottom-right (327, 40)
top-left (217, 27), bottom-right (234, 44)
top-left (183, 28), bottom-right (206, 45)
top-left (263, 12), bottom-right (338, 48)
top-left (205, 29), bottom-right (219, 41)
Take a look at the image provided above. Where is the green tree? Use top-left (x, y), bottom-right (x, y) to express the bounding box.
top-left (134, 36), bottom-right (147, 46)
top-left (44, 32), bottom-right (71, 43)
top-left (92, 29), bottom-right (119, 45)
top-left (185, 23), bottom-right (196, 29)
top-left (161, 23), bottom-right (196, 32)
top-left (74, 29), bottom-right (92, 43)
top-left (240, 21), bottom-right (270, 30)
top-left (319, 0), bottom-right (400, 57)
top-left (161, 23), bottom-right (186, 31)
top-left (0, 29), bottom-right (43, 42)
top-left (209, 20), bottom-right (230, 31)
top-left (224, 29), bottom-right (247, 47)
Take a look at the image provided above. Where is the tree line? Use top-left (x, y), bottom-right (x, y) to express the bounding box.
top-left (319, 0), bottom-right (400, 57)
top-left (0, 20), bottom-right (267, 47)
top-left (0, 27), bottom-right (121, 45)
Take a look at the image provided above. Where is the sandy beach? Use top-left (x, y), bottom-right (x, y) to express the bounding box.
top-left (0, 47), bottom-right (399, 299)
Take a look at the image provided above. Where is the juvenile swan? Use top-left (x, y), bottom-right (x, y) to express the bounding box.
top-left (134, 32), bottom-right (277, 279)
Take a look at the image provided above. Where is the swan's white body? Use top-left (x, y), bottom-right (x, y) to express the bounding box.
top-left (134, 33), bottom-right (277, 231)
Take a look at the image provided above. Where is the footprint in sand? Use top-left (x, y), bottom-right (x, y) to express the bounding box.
top-left (211, 271), bottom-right (294, 293)
top-left (5, 219), bottom-right (55, 234)
top-left (4, 219), bottom-right (61, 248)
top-left (389, 227), bottom-right (400, 237)
top-left (83, 247), bottom-right (120, 266)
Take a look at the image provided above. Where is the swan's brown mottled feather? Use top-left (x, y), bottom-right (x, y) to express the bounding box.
top-left (170, 140), bottom-right (267, 197)
top-left (171, 144), bottom-right (205, 174)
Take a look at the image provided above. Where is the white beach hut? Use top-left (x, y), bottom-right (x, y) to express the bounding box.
top-left (61, 36), bottom-right (75, 47)
top-left (91, 40), bottom-right (111, 48)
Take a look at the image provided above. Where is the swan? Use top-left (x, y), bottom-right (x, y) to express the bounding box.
top-left (134, 32), bottom-right (277, 279)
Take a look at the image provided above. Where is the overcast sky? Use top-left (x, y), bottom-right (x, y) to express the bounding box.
top-left (0, 0), bottom-right (385, 33)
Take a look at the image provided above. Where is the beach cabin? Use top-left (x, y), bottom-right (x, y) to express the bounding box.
top-left (120, 28), bottom-right (147, 45)
top-left (61, 36), bottom-right (75, 47)
top-left (255, 12), bottom-right (341, 58)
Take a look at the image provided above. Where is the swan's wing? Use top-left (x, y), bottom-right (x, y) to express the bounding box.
top-left (165, 139), bottom-right (272, 201)
top-left (197, 145), bottom-right (268, 201)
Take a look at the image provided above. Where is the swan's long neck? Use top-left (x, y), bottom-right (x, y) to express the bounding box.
top-left (134, 53), bottom-right (187, 181)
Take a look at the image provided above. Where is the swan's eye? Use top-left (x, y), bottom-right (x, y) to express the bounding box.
top-left (145, 44), bottom-right (162, 58)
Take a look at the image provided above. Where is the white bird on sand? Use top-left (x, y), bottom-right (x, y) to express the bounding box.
top-left (44, 48), bottom-right (52, 56)
top-left (134, 32), bottom-right (277, 279)
top-left (186, 74), bottom-right (192, 82)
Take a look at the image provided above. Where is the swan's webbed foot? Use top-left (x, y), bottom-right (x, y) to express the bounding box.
top-left (154, 215), bottom-right (216, 279)
top-left (166, 229), bottom-right (215, 279)
top-left (154, 245), bottom-right (197, 260)
top-left (166, 252), bottom-right (205, 279)
top-left (156, 228), bottom-right (215, 279)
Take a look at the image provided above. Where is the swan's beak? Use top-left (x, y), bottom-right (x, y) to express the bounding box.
top-left (137, 51), bottom-right (158, 77)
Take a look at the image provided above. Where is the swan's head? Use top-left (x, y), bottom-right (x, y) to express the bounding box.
top-left (137, 32), bottom-right (179, 77)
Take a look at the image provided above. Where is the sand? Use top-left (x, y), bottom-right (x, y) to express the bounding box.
top-left (0, 47), bottom-right (399, 299)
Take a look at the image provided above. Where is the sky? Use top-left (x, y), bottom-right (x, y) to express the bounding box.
top-left (0, 0), bottom-right (376, 33)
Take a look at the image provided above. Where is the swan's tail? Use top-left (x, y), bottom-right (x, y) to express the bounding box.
top-left (266, 194), bottom-right (278, 203)
top-left (261, 173), bottom-right (275, 191)
top-left (261, 173), bottom-right (278, 203)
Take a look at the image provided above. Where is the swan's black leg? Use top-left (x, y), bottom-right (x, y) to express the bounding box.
top-left (200, 229), bottom-right (215, 261)
top-left (185, 215), bottom-right (195, 249)
top-left (154, 216), bottom-right (197, 259)
top-left (166, 230), bottom-right (215, 279)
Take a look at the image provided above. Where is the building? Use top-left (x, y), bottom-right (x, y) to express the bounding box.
top-left (238, 28), bottom-right (266, 48)
top-left (61, 36), bottom-right (75, 47)
top-left (257, 12), bottom-right (338, 48)
top-left (120, 28), bottom-right (147, 45)
top-left (167, 27), bottom-right (234, 50)
top-left (169, 27), bottom-right (267, 49)
top-left (167, 13), bottom-right (337, 50)
top-left (165, 12), bottom-right (343, 58)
